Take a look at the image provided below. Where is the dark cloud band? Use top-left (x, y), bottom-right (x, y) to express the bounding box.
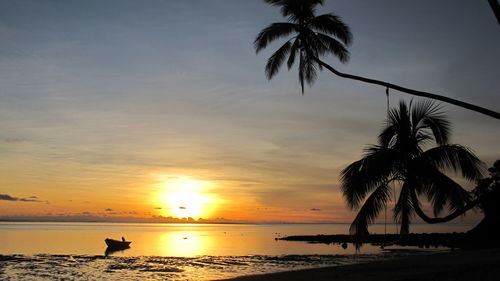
top-left (0, 194), bottom-right (45, 203)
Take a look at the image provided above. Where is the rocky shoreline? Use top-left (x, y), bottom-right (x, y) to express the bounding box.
top-left (277, 232), bottom-right (479, 249)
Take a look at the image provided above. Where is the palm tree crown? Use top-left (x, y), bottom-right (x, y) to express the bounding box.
top-left (254, 0), bottom-right (352, 92)
top-left (340, 100), bottom-right (484, 236)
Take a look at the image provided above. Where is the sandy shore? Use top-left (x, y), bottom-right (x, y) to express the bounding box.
top-left (216, 248), bottom-right (500, 281)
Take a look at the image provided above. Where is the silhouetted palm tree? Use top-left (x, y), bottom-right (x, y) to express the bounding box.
top-left (254, 0), bottom-right (352, 93)
top-left (340, 100), bottom-right (484, 236)
top-left (255, 0), bottom-right (500, 119)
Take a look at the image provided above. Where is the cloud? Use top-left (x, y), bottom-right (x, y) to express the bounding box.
top-left (0, 194), bottom-right (47, 203)
top-left (0, 194), bottom-right (18, 201)
top-left (179, 206), bottom-right (187, 209)
top-left (154, 207), bottom-right (162, 210)
top-left (104, 208), bottom-right (113, 212)
top-left (310, 208), bottom-right (322, 211)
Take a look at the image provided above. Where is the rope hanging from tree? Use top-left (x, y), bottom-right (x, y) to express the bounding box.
top-left (386, 87), bottom-right (390, 115)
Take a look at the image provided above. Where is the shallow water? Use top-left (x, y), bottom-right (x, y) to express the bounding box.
top-left (0, 222), bottom-right (473, 280)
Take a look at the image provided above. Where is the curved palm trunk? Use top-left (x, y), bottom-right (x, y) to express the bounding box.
top-left (489, 0), bottom-right (500, 26)
top-left (312, 57), bottom-right (500, 120)
top-left (409, 188), bottom-right (479, 224)
top-left (409, 188), bottom-right (500, 248)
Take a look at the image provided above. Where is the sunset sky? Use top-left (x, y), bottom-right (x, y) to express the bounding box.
top-left (0, 0), bottom-right (499, 223)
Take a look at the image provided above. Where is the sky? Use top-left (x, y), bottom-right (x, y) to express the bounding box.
top-left (0, 0), bottom-right (499, 224)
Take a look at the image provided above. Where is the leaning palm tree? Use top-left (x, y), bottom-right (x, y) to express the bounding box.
top-left (340, 100), bottom-right (484, 236)
top-left (255, 0), bottom-right (500, 119)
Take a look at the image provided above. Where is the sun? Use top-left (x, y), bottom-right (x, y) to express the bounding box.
top-left (164, 191), bottom-right (209, 218)
top-left (156, 175), bottom-right (217, 219)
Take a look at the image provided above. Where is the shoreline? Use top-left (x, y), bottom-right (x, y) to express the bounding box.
top-left (278, 233), bottom-right (471, 248)
top-left (216, 248), bottom-right (500, 281)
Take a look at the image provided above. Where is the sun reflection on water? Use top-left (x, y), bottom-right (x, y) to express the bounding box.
top-left (156, 231), bottom-right (213, 257)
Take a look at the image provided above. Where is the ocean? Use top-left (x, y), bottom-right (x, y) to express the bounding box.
top-left (0, 222), bottom-right (475, 280)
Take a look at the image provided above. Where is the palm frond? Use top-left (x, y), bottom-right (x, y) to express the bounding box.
top-left (420, 145), bottom-right (484, 181)
top-left (340, 146), bottom-right (395, 209)
top-left (396, 101), bottom-right (413, 146)
top-left (415, 131), bottom-right (434, 147)
top-left (309, 13), bottom-right (352, 45)
top-left (423, 114), bottom-right (451, 146)
top-left (411, 100), bottom-right (450, 146)
top-left (349, 184), bottom-right (392, 237)
top-left (394, 183), bottom-right (414, 235)
top-left (299, 29), bottom-right (325, 55)
top-left (410, 161), bottom-right (471, 215)
top-left (264, 0), bottom-right (324, 21)
top-left (298, 52), bottom-right (305, 93)
top-left (297, 51), bottom-right (318, 93)
top-left (287, 38), bottom-right (300, 69)
top-left (265, 40), bottom-right (292, 80)
top-left (378, 122), bottom-right (397, 148)
top-left (303, 52), bottom-right (318, 86)
top-left (315, 33), bottom-right (350, 63)
top-left (254, 23), bottom-right (298, 53)
top-left (379, 101), bottom-right (412, 150)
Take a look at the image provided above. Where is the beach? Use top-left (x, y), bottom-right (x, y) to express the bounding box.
top-left (218, 248), bottom-right (500, 281)
top-left (3, 222), bottom-right (494, 280)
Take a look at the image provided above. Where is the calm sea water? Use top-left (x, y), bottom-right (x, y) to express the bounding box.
top-left (0, 222), bottom-right (475, 256)
top-left (0, 222), bottom-right (475, 280)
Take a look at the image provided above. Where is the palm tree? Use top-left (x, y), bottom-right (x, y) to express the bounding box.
top-left (255, 0), bottom-right (500, 119)
top-left (254, 0), bottom-right (352, 93)
top-left (340, 100), bottom-right (484, 236)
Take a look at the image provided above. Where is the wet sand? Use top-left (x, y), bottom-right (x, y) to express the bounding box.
top-left (217, 248), bottom-right (500, 281)
top-left (0, 252), bottom-right (391, 280)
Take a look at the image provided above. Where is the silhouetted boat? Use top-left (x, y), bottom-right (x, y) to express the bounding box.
top-left (105, 238), bottom-right (131, 248)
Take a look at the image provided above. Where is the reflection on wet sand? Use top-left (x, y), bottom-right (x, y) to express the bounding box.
top-left (0, 252), bottom-right (403, 281)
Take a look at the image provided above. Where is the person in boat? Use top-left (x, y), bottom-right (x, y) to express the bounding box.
top-left (122, 236), bottom-right (126, 242)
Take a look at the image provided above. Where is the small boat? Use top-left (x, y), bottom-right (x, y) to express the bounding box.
top-left (105, 238), bottom-right (132, 248)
